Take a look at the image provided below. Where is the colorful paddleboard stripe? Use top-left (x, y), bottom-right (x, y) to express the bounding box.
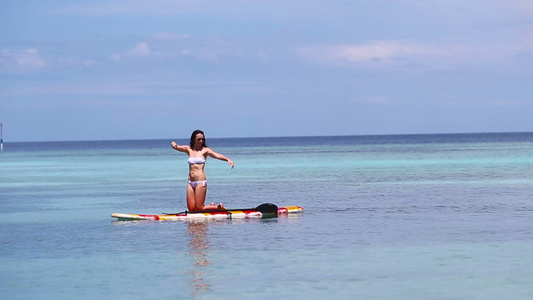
top-left (111, 206), bottom-right (304, 221)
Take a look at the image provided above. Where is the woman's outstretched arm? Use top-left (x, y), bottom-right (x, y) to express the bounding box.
top-left (171, 141), bottom-right (189, 153)
top-left (206, 148), bottom-right (234, 168)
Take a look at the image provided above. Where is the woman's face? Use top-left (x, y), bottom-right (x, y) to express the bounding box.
top-left (194, 133), bottom-right (205, 147)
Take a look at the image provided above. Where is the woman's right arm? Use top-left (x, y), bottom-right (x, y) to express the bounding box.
top-left (171, 141), bottom-right (189, 153)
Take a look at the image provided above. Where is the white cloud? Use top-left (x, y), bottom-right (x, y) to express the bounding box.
top-left (125, 42), bottom-right (151, 57)
top-left (194, 50), bottom-right (218, 62)
top-left (0, 48), bottom-right (48, 69)
top-left (111, 53), bottom-right (122, 61)
top-left (295, 36), bottom-right (533, 71)
top-left (295, 41), bottom-right (459, 70)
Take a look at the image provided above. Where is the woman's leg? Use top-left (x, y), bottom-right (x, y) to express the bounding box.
top-left (187, 183), bottom-right (197, 211)
top-left (194, 183), bottom-right (208, 210)
top-left (187, 182), bottom-right (226, 211)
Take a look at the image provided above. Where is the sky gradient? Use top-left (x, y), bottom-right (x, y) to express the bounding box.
top-left (1, 0), bottom-right (532, 142)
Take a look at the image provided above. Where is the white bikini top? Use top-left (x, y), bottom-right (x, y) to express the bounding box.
top-left (188, 157), bottom-right (206, 165)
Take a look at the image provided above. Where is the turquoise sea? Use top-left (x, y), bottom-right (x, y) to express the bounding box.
top-left (1, 132), bottom-right (533, 299)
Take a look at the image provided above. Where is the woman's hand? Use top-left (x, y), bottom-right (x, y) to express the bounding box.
top-left (228, 159), bottom-right (235, 169)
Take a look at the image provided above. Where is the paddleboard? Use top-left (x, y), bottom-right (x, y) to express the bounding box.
top-left (111, 204), bottom-right (304, 221)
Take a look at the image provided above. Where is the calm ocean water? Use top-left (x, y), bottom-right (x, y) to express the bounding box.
top-left (1, 132), bottom-right (533, 299)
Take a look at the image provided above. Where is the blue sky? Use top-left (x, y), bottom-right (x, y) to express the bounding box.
top-left (1, 0), bottom-right (532, 142)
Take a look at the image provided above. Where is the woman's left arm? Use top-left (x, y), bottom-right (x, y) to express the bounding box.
top-left (207, 148), bottom-right (235, 169)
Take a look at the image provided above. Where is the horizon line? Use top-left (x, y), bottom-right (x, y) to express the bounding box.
top-left (4, 130), bottom-right (533, 144)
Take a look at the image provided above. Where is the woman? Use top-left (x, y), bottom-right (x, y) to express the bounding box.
top-left (171, 130), bottom-right (234, 211)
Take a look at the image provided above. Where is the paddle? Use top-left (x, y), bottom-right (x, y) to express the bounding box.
top-left (163, 203), bottom-right (279, 215)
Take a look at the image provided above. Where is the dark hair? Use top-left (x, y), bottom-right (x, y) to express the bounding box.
top-left (190, 129), bottom-right (207, 148)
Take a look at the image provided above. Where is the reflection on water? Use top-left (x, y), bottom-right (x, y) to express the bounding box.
top-left (184, 215), bottom-right (304, 298)
top-left (187, 221), bottom-right (212, 298)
